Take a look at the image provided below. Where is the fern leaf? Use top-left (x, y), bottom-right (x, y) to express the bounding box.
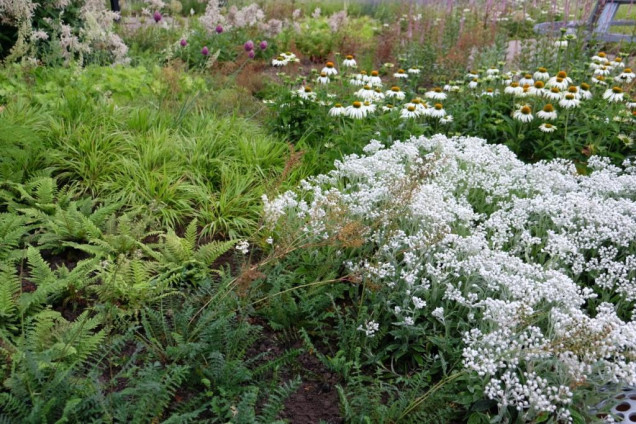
top-left (257, 376), bottom-right (301, 423)
top-left (193, 239), bottom-right (236, 266)
top-left (184, 219), bottom-right (198, 255)
top-left (25, 246), bottom-right (53, 282)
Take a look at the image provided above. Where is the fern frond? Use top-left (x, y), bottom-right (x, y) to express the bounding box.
top-left (25, 246), bottom-right (54, 282)
top-left (0, 265), bottom-right (21, 338)
top-left (184, 219), bottom-right (198, 255)
top-left (193, 239), bottom-right (236, 267)
top-left (257, 376), bottom-right (301, 423)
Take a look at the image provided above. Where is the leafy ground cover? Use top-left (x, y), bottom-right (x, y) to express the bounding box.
top-left (0, 0), bottom-right (635, 423)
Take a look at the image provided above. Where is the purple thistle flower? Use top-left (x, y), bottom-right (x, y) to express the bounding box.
top-left (259, 40), bottom-right (268, 50)
top-left (180, 39), bottom-right (187, 47)
top-left (201, 46), bottom-right (209, 56)
top-left (248, 50), bottom-right (255, 59)
top-left (244, 40), bottom-right (254, 52)
top-left (215, 25), bottom-right (223, 34)
top-left (153, 11), bottom-right (162, 23)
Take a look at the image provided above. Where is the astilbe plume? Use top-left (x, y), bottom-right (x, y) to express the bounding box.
top-left (1, 0), bottom-right (128, 65)
top-left (200, 0), bottom-right (225, 33)
top-left (328, 10), bottom-right (349, 32)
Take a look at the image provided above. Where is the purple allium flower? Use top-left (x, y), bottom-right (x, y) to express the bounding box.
top-left (180, 39), bottom-right (187, 47)
top-left (244, 40), bottom-right (254, 52)
top-left (215, 25), bottom-right (223, 34)
top-left (259, 40), bottom-right (268, 50)
top-left (248, 50), bottom-right (255, 59)
top-left (201, 46), bottom-right (209, 56)
top-left (153, 11), bottom-right (162, 23)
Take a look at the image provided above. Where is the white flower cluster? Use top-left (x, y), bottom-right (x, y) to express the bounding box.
top-left (264, 134), bottom-right (636, 419)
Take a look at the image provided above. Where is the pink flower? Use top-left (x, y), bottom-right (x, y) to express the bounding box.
top-left (180, 39), bottom-right (187, 47)
top-left (248, 50), bottom-right (255, 59)
top-left (244, 40), bottom-right (254, 51)
top-left (153, 11), bottom-right (162, 23)
top-left (215, 25), bottom-right (223, 34)
top-left (201, 46), bottom-right (209, 56)
top-left (259, 40), bottom-right (268, 50)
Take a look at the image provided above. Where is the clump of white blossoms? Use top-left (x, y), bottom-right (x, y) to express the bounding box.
top-left (263, 134), bottom-right (636, 421)
top-left (235, 240), bottom-right (250, 255)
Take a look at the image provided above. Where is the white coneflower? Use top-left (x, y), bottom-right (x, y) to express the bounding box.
top-left (281, 52), bottom-right (299, 63)
top-left (519, 73), bottom-right (534, 86)
top-left (328, 103), bottom-right (345, 116)
top-left (589, 61), bottom-right (601, 70)
top-left (440, 114), bottom-right (453, 124)
top-left (517, 85), bottom-right (534, 98)
top-left (501, 71), bottom-right (514, 85)
top-left (372, 88), bottom-right (385, 101)
top-left (603, 86), bottom-right (624, 103)
top-left (316, 72), bottom-right (330, 85)
top-left (513, 105), bottom-right (533, 123)
top-left (393, 69), bottom-right (408, 79)
top-left (539, 123), bottom-right (557, 133)
top-left (533, 67), bottom-right (550, 81)
top-left (386, 86), bottom-right (405, 100)
top-left (618, 68), bottom-right (635, 84)
top-left (530, 81), bottom-right (545, 96)
top-left (610, 57), bottom-right (625, 69)
top-left (554, 39), bottom-right (568, 48)
top-left (566, 85), bottom-right (581, 99)
top-left (355, 85), bottom-right (377, 101)
top-left (349, 73), bottom-right (366, 86)
top-left (272, 56), bottom-right (288, 66)
top-left (617, 133), bottom-right (633, 146)
top-left (546, 77), bottom-right (568, 91)
top-left (481, 88), bottom-right (499, 97)
top-left (342, 55), bottom-right (357, 68)
top-left (429, 103), bottom-right (446, 118)
top-left (483, 74), bottom-right (497, 83)
top-left (504, 82), bottom-right (522, 95)
top-left (578, 83), bottom-right (593, 100)
top-left (425, 87), bottom-right (447, 100)
top-left (408, 67), bottom-right (421, 74)
top-left (368, 70), bottom-right (383, 87)
top-left (382, 104), bottom-right (395, 112)
top-left (296, 86), bottom-right (317, 100)
top-left (444, 84), bottom-right (460, 92)
top-left (400, 104), bottom-right (419, 119)
top-left (537, 104), bottom-right (558, 120)
top-left (468, 78), bottom-right (479, 89)
top-left (466, 70), bottom-right (479, 79)
top-left (486, 67), bottom-right (499, 76)
top-left (559, 93), bottom-right (580, 108)
top-left (362, 101), bottom-right (376, 114)
top-left (321, 61), bottom-right (338, 76)
top-left (593, 66), bottom-right (611, 76)
top-left (591, 75), bottom-right (607, 85)
top-left (544, 87), bottom-right (562, 101)
top-left (591, 52), bottom-right (609, 64)
top-left (627, 98), bottom-right (636, 110)
top-left (345, 101), bottom-right (368, 119)
top-left (410, 98), bottom-right (429, 114)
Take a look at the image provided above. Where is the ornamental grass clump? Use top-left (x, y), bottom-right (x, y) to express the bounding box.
top-left (263, 134), bottom-right (636, 422)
